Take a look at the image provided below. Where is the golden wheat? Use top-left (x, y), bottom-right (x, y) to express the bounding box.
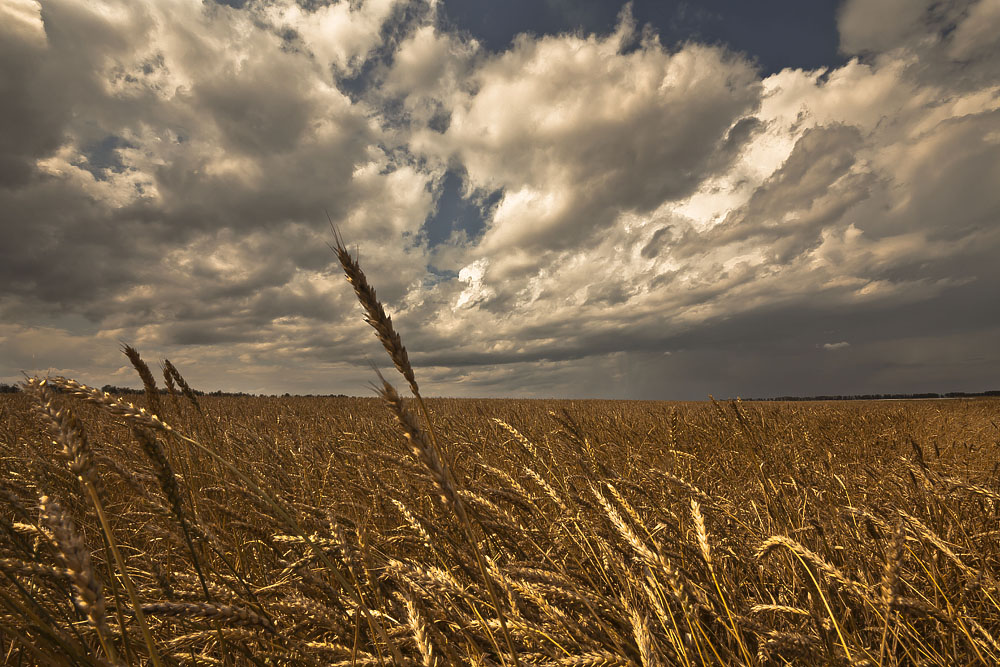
top-left (1, 242), bottom-right (999, 665)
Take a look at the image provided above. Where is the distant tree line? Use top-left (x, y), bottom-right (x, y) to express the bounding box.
top-left (752, 390), bottom-right (1000, 401)
top-left (99, 385), bottom-right (261, 398)
top-left (97, 385), bottom-right (351, 398)
top-left (2, 381), bottom-right (995, 401)
top-left (0, 382), bottom-right (359, 398)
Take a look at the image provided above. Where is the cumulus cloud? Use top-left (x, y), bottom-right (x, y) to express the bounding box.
top-left (454, 258), bottom-right (493, 309)
top-left (419, 20), bottom-right (763, 259)
top-left (838, 0), bottom-right (1000, 89)
top-left (264, 0), bottom-right (407, 74)
top-left (2, 0), bottom-right (999, 397)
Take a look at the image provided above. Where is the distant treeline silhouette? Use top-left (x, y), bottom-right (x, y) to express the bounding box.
top-left (0, 382), bottom-right (996, 400)
top-left (96, 385), bottom-right (348, 398)
top-left (752, 390), bottom-right (1000, 401)
top-left (0, 383), bottom-right (355, 398)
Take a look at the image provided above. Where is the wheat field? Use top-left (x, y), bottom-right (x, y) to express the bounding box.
top-left (2, 242), bottom-right (1000, 665)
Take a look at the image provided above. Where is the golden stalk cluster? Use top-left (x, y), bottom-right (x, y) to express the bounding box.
top-left (0, 236), bottom-right (999, 665)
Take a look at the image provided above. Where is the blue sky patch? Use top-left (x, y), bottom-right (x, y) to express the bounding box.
top-left (440, 0), bottom-right (845, 74)
top-left (75, 135), bottom-right (132, 181)
top-left (422, 169), bottom-right (502, 247)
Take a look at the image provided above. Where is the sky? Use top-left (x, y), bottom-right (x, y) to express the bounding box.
top-left (1, 0), bottom-right (999, 399)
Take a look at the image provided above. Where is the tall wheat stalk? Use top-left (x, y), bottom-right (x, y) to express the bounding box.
top-left (26, 378), bottom-right (163, 667)
top-left (332, 230), bottom-right (522, 666)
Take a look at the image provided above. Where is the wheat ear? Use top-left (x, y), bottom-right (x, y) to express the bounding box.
top-left (26, 378), bottom-right (162, 665)
top-left (38, 376), bottom-right (173, 433)
top-left (138, 602), bottom-right (275, 631)
top-left (161, 361), bottom-right (182, 417)
top-left (378, 378), bottom-right (455, 508)
top-left (122, 344), bottom-right (163, 418)
top-left (879, 517), bottom-right (905, 664)
top-left (26, 379), bottom-right (97, 488)
top-left (39, 495), bottom-right (120, 665)
top-left (332, 231), bottom-right (418, 395)
top-left (163, 359), bottom-right (202, 413)
top-left (690, 499), bottom-right (750, 663)
top-left (333, 232), bottom-right (521, 666)
top-left (398, 589), bottom-right (438, 667)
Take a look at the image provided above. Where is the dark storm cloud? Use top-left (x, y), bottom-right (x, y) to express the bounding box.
top-left (0, 186), bottom-right (149, 305)
top-left (0, 7), bottom-right (72, 188)
top-left (880, 110), bottom-right (1000, 242)
top-left (193, 67), bottom-right (315, 156)
top-left (406, 252), bottom-right (1000, 398)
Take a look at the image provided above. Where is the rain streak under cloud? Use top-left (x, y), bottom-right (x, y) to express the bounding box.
top-left (1, 0), bottom-right (999, 399)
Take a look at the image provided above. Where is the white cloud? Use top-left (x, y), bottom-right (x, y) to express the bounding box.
top-left (1, 0), bottom-right (46, 45)
top-left (391, 0), bottom-right (1000, 393)
top-left (265, 0), bottom-right (406, 74)
top-left (454, 258), bottom-right (494, 309)
top-left (382, 24), bottom-right (478, 115)
top-left (409, 17), bottom-right (762, 258)
top-left (823, 341), bottom-right (850, 350)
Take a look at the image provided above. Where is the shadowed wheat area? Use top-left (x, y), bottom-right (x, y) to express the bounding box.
top-left (3, 390), bottom-right (1000, 666)
top-left (2, 241), bottom-right (1000, 666)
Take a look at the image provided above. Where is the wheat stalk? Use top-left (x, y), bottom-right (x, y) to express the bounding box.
top-left (122, 344), bottom-right (163, 418)
top-left (334, 232), bottom-right (521, 666)
top-left (39, 495), bottom-right (120, 665)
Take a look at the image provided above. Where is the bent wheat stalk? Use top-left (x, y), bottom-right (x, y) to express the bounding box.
top-left (39, 495), bottom-right (120, 666)
top-left (27, 378), bottom-right (160, 666)
top-left (333, 231), bottom-right (521, 666)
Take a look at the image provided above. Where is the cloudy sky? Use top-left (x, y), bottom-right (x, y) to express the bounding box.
top-left (2, 0), bottom-right (999, 399)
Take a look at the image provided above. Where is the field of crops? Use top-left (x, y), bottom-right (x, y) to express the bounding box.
top-left (3, 240), bottom-right (1000, 666)
top-left (3, 381), bottom-right (1000, 666)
